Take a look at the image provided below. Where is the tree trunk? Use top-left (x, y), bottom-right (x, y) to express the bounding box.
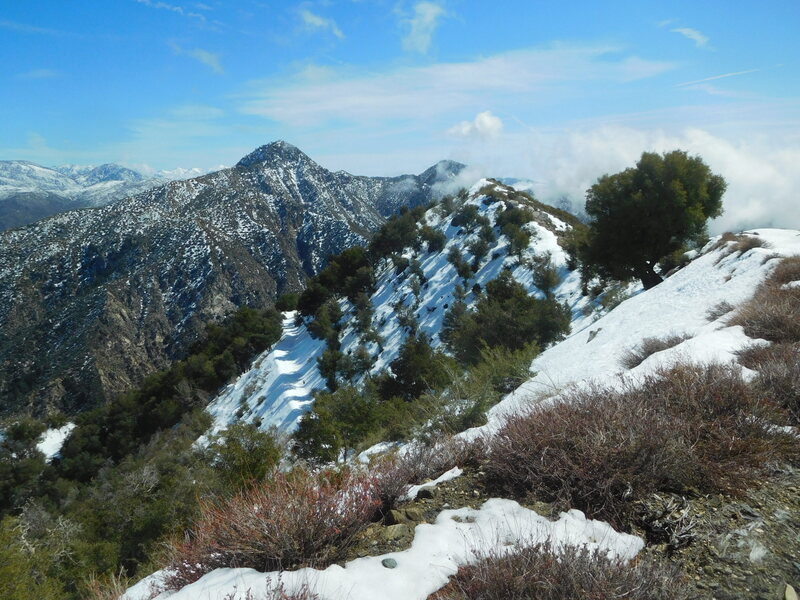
top-left (637, 262), bottom-right (663, 290)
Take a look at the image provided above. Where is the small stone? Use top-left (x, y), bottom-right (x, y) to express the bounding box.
top-left (472, 489), bottom-right (480, 497)
top-left (381, 524), bottom-right (410, 541)
top-left (384, 509), bottom-right (411, 526)
top-left (381, 558), bottom-right (398, 569)
top-left (416, 487), bottom-right (436, 500)
top-left (786, 584), bottom-right (799, 600)
top-left (404, 508), bottom-right (425, 522)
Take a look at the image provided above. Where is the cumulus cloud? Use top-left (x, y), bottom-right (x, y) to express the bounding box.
top-left (671, 27), bottom-right (709, 48)
top-left (402, 2), bottom-right (445, 54)
top-left (239, 44), bottom-right (674, 125)
top-left (447, 111), bottom-right (503, 140)
top-left (300, 9), bottom-right (344, 40)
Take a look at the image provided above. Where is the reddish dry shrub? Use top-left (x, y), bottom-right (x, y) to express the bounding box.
top-left (706, 300), bottom-right (735, 322)
top-left (739, 342), bottom-right (800, 424)
top-left (165, 468), bottom-right (381, 590)
top-left (371, 436), bottom-right (484, 509)
top-left (222, 582), bottom-right (319, 600)
top-left (430, 542), bottom-right (689, 600)
top-left (619, 333), bottom-right (690, 369)
top-left (729, 256), bottom-right (800, 343)
top-left (485, 363), bottom-right (796, 526)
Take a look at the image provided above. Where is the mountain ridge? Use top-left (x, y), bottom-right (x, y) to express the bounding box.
top-left (0, 143), bottom-right (465, 415)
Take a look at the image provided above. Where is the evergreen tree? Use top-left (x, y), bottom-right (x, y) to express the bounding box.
top-left (581, 150), bottom-right (726, 289)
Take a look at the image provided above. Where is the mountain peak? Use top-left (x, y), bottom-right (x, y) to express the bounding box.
top-left (235, 141), bottom-right (311, 168)
top-left (419, 159), bottom-right (467, 185)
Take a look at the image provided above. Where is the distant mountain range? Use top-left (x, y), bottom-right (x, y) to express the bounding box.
top-left (0, 141), bottom-right (465, 415)
top-left (0, 160), bottom-right (214, 231)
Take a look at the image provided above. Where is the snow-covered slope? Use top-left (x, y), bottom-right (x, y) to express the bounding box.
top-left (204, 179), bottom-right (594, 438)
top-left (0, 160), bottom-right (167, 230)
top-left (0, 141), bottom-right (466, 415)
top-left (125, 206), bottom-right (800, 600)
top-left (469, 228), bottom-right (800, 438)
top-left (125, 500), bottom-right (643, 600)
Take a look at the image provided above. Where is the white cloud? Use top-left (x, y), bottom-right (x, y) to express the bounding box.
top-left (498, 126), bottom-right (800, 234)
top-left (447, 111), bottom-right (503, 140)
top-left (676, 69), bottom-right (761, 87)
top-left (402, 2), bottom-right (445, 54)
top-left (671, 27), bottom-right (709, 48)
top-left (0, 19), bottom-right (68, 35)
top-left (170, 42), bottom-right (224, 74)
top-left (134, 0), bottom-right (205, 21)
top-left (238, 44), bottom-right (674, 126)
top-left (187, 48), bottom-right (224, 73)
top-left (300, 9), bottom-right (344, 40)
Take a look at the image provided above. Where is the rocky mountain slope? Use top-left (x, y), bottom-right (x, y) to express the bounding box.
top-left (0, 141), bottom-right (463, 415)
top-left (204, 179), bottom-right (590, 437)
top-left (0, 160), bottom-right (166, 230)
top-left (123, 187), bottom-right (800, 600)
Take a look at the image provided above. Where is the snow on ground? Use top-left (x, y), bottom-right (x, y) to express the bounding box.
top-left (204, 312), bottom-right (326, 439)
top-left (36, 423), bottom-right (75, 460)
top-left (204, 180), bottom-right (596, 439)
top-left (462, 228), bottom-right (800, 439)
top-left (125, 218), bottom-right (800, 600)
top-left (123, 499), bottom-right (643, 600)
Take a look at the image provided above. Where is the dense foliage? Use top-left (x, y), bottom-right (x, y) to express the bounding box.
top-left (580, 150), bottom-right (726, 289)
top-left (442, 271), bottom-right (571, 365)
top-left (56, 307), bottom-right (283, 482)
top-left (0, 306), bottom-right (285, 598)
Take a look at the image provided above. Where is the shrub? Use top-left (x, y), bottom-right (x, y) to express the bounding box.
top-left (165, 468), bottom-right (381, 589)
top-left (734, 234), bottom-right (767, 254)
top-left (275, 292), bottom-right (299, 312)
top-left (443, 271), bottom-right (570, 365)
top-left (378, 334), bottom-right (454, 401)
top-left (426, 343), bottom-right (539, 436)
top-left (0, 516), bottom-right (67, 600)
top-left (420, 225), bottom-right (446, 253)
top-left (431, 542), bottom-right (688, 600)
top-left (205, 423), bottom-right (282, 492)
top-left (451, 204), bottom-right (480, 229)
top-left (706, 300), bottom-right (735, 321)
top-left (485, 363), bottom-right (797, 526)
top-left (501, 223), bottom-right (530, 258)
top-left (532, 254), bottom-right (559, 297)
top-left (728, 256), bottom-right (800, 343)
top-left (619, 333), bottom-right (690, 369)
top-left (495, 205), bottom-right (534, 229)
top-left (371, 437), bottom-right (483, 509)
top-left (738, 342), bottom-right (800, 423)
top-left (293, 386), bottom-right (380, 462)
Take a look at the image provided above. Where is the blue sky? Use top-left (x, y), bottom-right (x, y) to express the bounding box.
top-left (2, 1), bottom-right (799, 230)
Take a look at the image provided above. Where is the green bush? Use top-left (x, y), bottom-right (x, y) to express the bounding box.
top-left (443, 271), bottom-right (570, 365)
top-left (275, 292), bottom-right (299, 311)
top-left (204, 422), bottom-right (281, 491)
top-left (55, 307), bottom-right (282, 483)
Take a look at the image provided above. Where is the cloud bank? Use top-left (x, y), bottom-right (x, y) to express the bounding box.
top-left (494, 126), bottom-right (800, 234)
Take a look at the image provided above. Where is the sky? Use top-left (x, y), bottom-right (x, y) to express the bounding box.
top-left (1, 0), bottom-right (799, 231)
